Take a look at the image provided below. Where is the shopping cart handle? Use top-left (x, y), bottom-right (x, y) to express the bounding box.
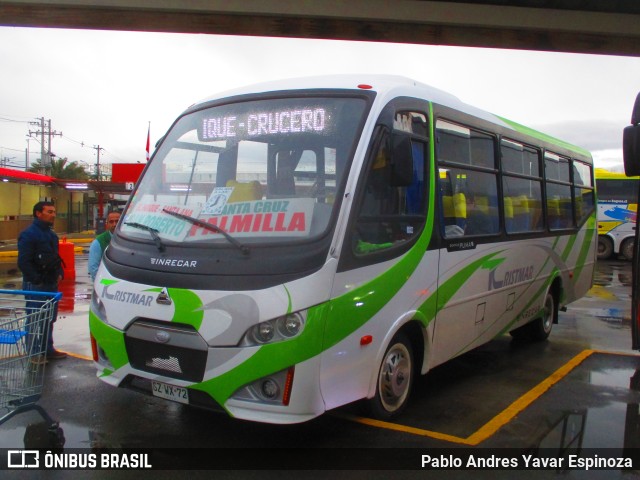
top-left (0, 289), bottom-right (62, 301)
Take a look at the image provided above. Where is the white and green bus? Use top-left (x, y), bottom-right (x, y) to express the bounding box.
top-left (90, 75), bottom-right (596, 424)
top-left (595, 168), bottom-right (638, 260)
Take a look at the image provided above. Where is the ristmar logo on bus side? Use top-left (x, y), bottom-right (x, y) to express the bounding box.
top-left (486, 258), bottom-right (535, 291)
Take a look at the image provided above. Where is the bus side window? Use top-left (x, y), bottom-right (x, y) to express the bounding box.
top-left (502, 140), bottom-right (544, 234)
top-left (437, 120), bottom-right (499, 238)
top-left (545, 152), bottom-right (574, 230)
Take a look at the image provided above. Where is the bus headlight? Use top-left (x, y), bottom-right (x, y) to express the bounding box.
top-left (240, 312), bottom-right (305, 346)
top-left (91, 287), bottom-right (108, 324)
top-left (256, 322), bottom-right (275, 343)
top-left (279, 314), bottom-right (303, 337)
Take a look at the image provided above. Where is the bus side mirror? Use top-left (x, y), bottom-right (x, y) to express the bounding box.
top-left (623, 92), bottom-right (640, 177)
top-left (390, 134), bottom-right (414, 186)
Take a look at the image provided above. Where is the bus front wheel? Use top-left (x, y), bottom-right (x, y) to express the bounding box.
top-left (597, 236), bottom-right (613, 260)
top-left (365, 332), bottom-right (414, 420)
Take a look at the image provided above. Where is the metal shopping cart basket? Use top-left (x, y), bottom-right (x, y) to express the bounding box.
top-left (0, 289), bottom-right (61, 428)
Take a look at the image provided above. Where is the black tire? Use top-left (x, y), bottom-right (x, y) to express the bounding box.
top-left (597, 236), bottom-right (613, 260)
top-left (527, 290), bottom-right (556, 341)
top-left (620, 238), bottom-right (635, 261)
top-left (510, 290), bottom-right (557, 342)
top-left (365, 332), bottom-right (414, 420)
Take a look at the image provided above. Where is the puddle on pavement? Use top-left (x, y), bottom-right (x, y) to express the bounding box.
top-left (579, 366), bottom-right (640, 449)
top-left (592, 260), bottom-right (633, 288)
top-left (1, 257), bottom-right (93, 315)
top-left (0, 416), bottom-right (97, 449)
top-left (589, 367), bottom-right (638, 389)
top-left (538, 356), bottom-right (640, 451)
top-left (594, 308), bottom-right (632, 326)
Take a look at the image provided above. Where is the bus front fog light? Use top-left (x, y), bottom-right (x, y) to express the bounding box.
top-left (230, 367), bottom-right (295, 405)
top-left (261, 379), bottom-right (280, 399)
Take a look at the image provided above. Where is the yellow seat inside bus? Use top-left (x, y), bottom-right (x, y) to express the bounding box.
top-left (442, 193), bottom-right (466, 230)
top-left (226, 180), bottom-right (263, 202)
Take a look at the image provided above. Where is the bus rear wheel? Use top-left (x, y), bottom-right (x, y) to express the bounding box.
top-left (597, 236), bottom-right (613, 260)
top-left (365, 332), bottom-right (414, 420)
top-left (528, 290), bottom-right (556, 341)
top-left (511, 290), bottom-right (557, 342)
top-left (621, 238), bottom-right (635, 261)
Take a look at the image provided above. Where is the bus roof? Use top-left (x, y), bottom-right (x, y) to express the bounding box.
top-left (191, 74), bottom-right (591, 160)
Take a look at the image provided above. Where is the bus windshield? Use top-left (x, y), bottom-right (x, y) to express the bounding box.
top-left (122, 96), bottom-right (368, 248)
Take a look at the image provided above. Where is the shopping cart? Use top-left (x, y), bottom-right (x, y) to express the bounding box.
top-left (0, 289), bottom-right (61, 429)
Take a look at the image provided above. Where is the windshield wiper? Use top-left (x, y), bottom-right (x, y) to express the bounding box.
top-left (124, 221), bottom-right (165, 252)
top-left (161, 208), bottom-right (250, 256)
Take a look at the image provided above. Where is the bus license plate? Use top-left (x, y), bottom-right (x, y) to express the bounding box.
top-left (152, 381), bottom-right (189, 404)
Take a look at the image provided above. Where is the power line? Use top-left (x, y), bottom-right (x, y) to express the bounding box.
top-left (101, 148), bottom-right (127, 163)
top-left (60, 133), bottom-right (88, 147)
top-left (0, 115), bottom-right (31, 123)
top-left (3, 114), bottom-right (132, 170)
top-left (0, 145), bottom-right (25, 153)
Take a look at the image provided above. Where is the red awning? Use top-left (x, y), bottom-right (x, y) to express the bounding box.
top-left (0, 167), bottom-right (55, 184)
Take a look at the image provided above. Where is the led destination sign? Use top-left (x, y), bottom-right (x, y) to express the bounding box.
top-left (200, 108), bottom-right (327, 140)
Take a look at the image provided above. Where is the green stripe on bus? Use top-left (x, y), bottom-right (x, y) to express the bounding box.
top-left (497, 116), bottom-right (591, 157)
top-left (89, 310), bottom-right (129, 371)
top-left (191, 302), bottom-right (329, 407)
top-left (168, 288), bottom-right (204, 330)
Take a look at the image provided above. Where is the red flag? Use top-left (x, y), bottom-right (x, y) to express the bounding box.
top-left (145, 123), bottom-right (150, 162)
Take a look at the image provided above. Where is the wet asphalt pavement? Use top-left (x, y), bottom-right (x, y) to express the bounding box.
top-left (0, 250), bottom-right (639, 478)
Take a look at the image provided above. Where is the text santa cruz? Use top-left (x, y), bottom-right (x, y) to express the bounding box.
top-left (186, 198), bottom-right (312, 240)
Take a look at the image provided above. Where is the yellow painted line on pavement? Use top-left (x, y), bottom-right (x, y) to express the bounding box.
top-left (588, 285), bottom-right (619, 301)
top-left (334, 413), bottom-right (472, 444)
top-left (62, 351), bottom-right (93, 362)
top-left (466, 348), bottom-right (595, 445)
top-left (339, 349), bottom-right (598, 445)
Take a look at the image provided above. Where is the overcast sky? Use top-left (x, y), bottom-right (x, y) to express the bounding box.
top-left (0, 26), bottom-right (639, 173)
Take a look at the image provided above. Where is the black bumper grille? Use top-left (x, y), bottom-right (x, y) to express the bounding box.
top-left (125, 338), bottom-right (207, 382)
top-left (124, 319), bottom-right (208, 382)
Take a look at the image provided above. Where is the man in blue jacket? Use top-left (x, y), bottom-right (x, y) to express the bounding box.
top-left (18, 201), bottom-right (67, 363)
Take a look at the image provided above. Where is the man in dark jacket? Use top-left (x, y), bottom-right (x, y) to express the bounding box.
top-left (18, 201), bottom-right (67, 363)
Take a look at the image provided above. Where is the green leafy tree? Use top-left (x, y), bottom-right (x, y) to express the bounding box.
top-left (28, 157), bottom-right (89, 180)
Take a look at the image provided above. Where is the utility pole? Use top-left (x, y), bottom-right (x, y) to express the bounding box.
top-left (93, 144), bottom-right (104, 180)
top-left (1, 156), bottom-right (16, 167)
top-left (93, 144), bottom-right (105, 219)
top-left (28, 117), bottom-right (61, 172)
